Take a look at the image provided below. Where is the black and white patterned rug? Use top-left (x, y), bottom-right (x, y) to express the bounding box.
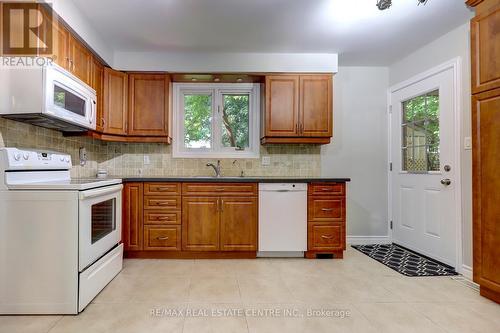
top-left (351, 243), bottom-right (458, 277)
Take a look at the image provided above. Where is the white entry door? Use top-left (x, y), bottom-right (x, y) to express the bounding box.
top-left (390, 66), bottom-right (457, 267)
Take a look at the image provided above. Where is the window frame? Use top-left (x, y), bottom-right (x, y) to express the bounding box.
top-left (172, 83), bottom-right (260, 158)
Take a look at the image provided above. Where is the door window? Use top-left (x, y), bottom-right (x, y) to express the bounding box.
top-left (91, 198), bottom-right (116, 244)
top-left (401, 90), bottom-right (440, 172)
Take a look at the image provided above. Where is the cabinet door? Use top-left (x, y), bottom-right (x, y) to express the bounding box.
top-left (299, 75), bottom-right (332, 137)
top-left (220, 197), bottom-right (257, 251)
top-left (128, 74), bottom-right (170, 136)
top-left (69, 35), bottom-right (91, 85)
top-left (472, 87), bottom-right (500, 294)
top-left (51, 20), bottom-right (70, 70)
top-left (264, 75), bottom-right (299, 137)
top-left (471, 4), bottom-right (500, 93)
top-left (103, 67), bottom-right (128, 135)
top-left (90, 57), bottom-right (104, 132)
top-left (182, 197), bottom-right (220, 251)
top-left (123, 183), bottom-right (143, 251)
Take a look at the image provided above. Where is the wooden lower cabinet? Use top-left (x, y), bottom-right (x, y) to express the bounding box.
top-left (123, 182), bottom-right (258, 257)
top-left (305, 182), bottom-right (347, 259)
top-left (144, 226), bottom-right (181, 251)
top-left (308, 223), bottom-right (344, 251)
top-left (123, 181), bottom-right (346, 259)
top-left (472, 87), bottom-right (500, 302)
top-left (182, 197), bottom-right (220, 251)
top-left (123, 183), bottom-right (143, 251)
top-left (220, 197), bottom-right (258, 251)
top-left (468, 0), bottom-right (500, 304)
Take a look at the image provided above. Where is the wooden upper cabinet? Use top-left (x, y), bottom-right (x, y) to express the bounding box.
top-left (182, 197), bottom-right (220, 251)
top-left (68, 35), bottom-right (92, 85)
top-left (300, 75), bottom-right (332, 137)
top-left (128, 73), bottom-right (170, 136)
top-left (103, 67), bottom-right (128, 135)
top-left (262, 74), bottom-right (333, 144)
top-left (220, 197), bottom-right (257, 251)
top-left (471, 3), bottom-right (500, 93)
top-left (264, 75), bottom-right (300, 137)
top-left (51, 20), bottom-right (70, 70)
top-left (90, 57), bottom-right (104, 132)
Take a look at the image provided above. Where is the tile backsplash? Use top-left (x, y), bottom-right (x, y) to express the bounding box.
top-left (0, 118), bottom-right (321, 178)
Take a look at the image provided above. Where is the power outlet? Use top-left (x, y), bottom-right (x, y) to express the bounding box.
top-left (144, 155), bottom-right (150, 165)
top-left (79, 147), bottom-right (87, 166)
top-left (261, 156), bottom-right (271, 166)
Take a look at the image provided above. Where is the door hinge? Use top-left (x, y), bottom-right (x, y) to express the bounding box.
top-left (390, 220), bottom-right (393, 230)
top-left (389, 162), bottom-right (393, 171)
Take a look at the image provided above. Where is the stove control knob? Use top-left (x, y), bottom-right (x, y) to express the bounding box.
top-left (23, 152), bottom-right (29, 160)
top-left (60, 156), bottom-right (65, 162)
top-left (65, 157), bottom-right (70, 163)
top-left (13, 152), bottom-right (21, 161)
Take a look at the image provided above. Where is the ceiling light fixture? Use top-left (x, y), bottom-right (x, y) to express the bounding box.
top-left (376, 0), bottom-right (429, 11)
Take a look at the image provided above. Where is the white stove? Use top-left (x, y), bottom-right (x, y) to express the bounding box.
top-left (6, 177), bottom-right (122, 190)
top-left (0, 148), bottom-right (124, 314)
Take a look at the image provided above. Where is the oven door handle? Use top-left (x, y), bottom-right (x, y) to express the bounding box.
top-left (79, 184), bottom-right (123, 200)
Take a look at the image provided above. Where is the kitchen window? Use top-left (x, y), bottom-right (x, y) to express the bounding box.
top-left (172, 83), bottom-right (260, 158)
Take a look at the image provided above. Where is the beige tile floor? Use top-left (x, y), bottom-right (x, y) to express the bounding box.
top-left (1, 247), bottom-right (499, 333)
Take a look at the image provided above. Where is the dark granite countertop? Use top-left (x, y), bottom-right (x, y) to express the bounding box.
top-left (119, 177), bottom-right (350, 183)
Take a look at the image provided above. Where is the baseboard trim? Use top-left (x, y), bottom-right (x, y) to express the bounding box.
top-left (347, 236), bottom-right (391, 245)
top-left (461, 264), bottom-right (473, 280)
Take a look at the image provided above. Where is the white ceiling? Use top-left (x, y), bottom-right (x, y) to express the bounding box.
top-left (71, 0), bottom-right (473, 66)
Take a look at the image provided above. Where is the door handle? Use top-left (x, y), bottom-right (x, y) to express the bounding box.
top-left (440, 178), bottom-right (451, 186)
top-left (321, 235), bottom-right (334, 239)
top-left (156, 236), bottom-right (169, 240)
top-left (321, 208), bottom-right (333, 212)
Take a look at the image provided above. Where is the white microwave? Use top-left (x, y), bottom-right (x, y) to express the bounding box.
top-left (0, 63), bottom-right (96, 132)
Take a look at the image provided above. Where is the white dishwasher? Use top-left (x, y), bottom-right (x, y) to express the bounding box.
top-left (258, 183), bottom-right (307, 257)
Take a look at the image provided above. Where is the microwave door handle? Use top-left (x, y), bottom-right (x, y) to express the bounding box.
top-left (89, 100), bottom-right (96, 124)
top-left (79, 184), bottom-right (123, 200)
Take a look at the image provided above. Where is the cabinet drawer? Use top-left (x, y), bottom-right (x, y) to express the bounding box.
top-left (144, 196), bottom-right (181, 210)
top-left (182, 183), bottom-right (257, 196)
top-left (308, 223), bottom-right (345, 251)
top-left (144, 182), bottom-right (181, 196)
top-left (308, 183), bottom-right (345, 196)
top-left (308, 197), bottom-right (345, 222)
top-left (144, 226), bottom-right (181, 251)
top-left (144, 211), bottom-right (180, 225)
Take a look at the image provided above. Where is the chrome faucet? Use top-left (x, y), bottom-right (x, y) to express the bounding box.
top-left (206, 160), bottom-right (222, 177)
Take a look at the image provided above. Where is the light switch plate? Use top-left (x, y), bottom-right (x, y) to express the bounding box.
top-left (261, 156), bottom-right (271, 166)
top-left (464, 137), bottom-right (472, 150)
top-left (144, 155), bottom-right (150, 165)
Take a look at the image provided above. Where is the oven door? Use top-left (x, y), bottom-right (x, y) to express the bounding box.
top-left (78, 184), bottom-right (123, 271)
top-left (45, 65), bottom-right (97, 130)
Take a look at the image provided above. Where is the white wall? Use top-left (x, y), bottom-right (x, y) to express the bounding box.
top-left (113, 52), bottom-right (338, 73)
top-left (53, 0), bottom-right (113, 65)
top-left (321, 66), bottom-right (389, 240)
top-left (388, 23), bottom-right (473, 268)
